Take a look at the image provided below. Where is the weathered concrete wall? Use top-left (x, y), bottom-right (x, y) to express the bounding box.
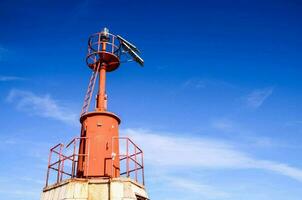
top-left (41, 178), bottom-right (148, 200)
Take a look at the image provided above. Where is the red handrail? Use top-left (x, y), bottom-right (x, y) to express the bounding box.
top-left (45, 136), bottom-right (145, 187)
top-left (112, 137), bottom-right (145, 185)
top-left (45, 137), bottom-right (89, 187)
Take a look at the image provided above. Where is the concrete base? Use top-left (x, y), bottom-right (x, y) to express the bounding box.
top-left (41, 177), bottom-right (149, 200)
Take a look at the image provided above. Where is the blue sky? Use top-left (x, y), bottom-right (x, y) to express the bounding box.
top-left (0, 0), bottom-right (302, 199)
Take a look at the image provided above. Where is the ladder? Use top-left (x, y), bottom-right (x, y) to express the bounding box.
top-left (80, 63), bottom-right (100, 116)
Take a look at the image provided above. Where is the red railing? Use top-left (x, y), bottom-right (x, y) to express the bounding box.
top-left (45, 136), bottom-right (145, 187)
top-left (45, 143), bottom-right (63, 186)
top-left (86, 32), bottom-right (121, 67)
top-left (112, 137), bottom-right (144, 185)
top-left (45, 137), bottom-right (89, 187)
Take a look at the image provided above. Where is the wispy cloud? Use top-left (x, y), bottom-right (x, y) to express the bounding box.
top-left (0, 189), bottom-right (38, 198)
top-left (182, 78), bottom-right (235, 90)
top-left (6, 89), bottom-right (77, 125)
top-left (182, 79), bottom-right (206, 89)
top-left (211, 118), bottom-right (235, 132)
top-left (245, 87), bottom-right (274, 108)
top-left (210, 118), bottom-right (293, 148)
top-left (1, 136), bottom-right (52, 161)
top-left (163, 176), bottom-right (230, 199)
top-left (19, 176), bottom-right (45, 185)
top-left (124, 128), bottom-right (302, 182)
top-left (0, 75), bottom-right (25, 82)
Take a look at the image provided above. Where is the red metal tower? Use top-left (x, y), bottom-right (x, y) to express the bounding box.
top-left (77, 27), bottom-right (144, 178)
top-left (76, 28), bottom-right (124, 178)
top-left (43, 29), bottom-right (147, 200)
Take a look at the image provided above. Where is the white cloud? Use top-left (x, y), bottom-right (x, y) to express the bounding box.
top-left (19, 176), bottom-right (45, 185)
top-left (210, 119), bottom-right (294, 149)
top-left (0, 75), bottom-right (25, 82)
top-left (245, 87), bottom-right (274, 108)
top-left (0, 189), bottom-right (38, 198)
top-left (163, 176), bottom-right (230, 199)
top-left (182, 79), bottom-right (206, 89)
top-left (123, 128), bottom-right (302, 182)
top-left (6, 89), bottom-right (77, 125)
top-left (211, 119), bottom-right (235, 132)
top-left (182, 78), bottom-right (236, 90)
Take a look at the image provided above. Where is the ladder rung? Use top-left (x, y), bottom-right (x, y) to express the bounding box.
top-left (86, 90), bottom-right (92, 95)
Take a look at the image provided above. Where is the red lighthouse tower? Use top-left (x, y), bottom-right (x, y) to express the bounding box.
top-left (77, 28), bottom-right (123, 178)
top-left (41, 28), bottom-right (148, 200)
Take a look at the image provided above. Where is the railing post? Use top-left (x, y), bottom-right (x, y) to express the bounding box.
top-left (56, 144), bottom-right (63, 184)
top-left (71, 139), bottom-right (76, 178)
top-left (45, 149), bottom-right (53, 187)
top-left (142, 152), bottom-right (145, 185)
top-left (60, 157), bottom-right (64, 181)
top-left (135, 147), bottom-right (138, 182)
top-left (126, 139), bottom-right (129, 177)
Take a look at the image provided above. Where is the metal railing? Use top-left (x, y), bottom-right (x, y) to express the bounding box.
top-left (112, 137), bottom-right (145, 185)
top-left (45, 137), bottom-right (89, 187)
top-left (86, 32), bottom-right (121, 67)
top-left (45, 136), bottom-right (144, 187)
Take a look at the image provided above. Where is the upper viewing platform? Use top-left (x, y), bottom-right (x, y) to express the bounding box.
top-left (86, 27), bottom-right (144, 73)
top-left (86, 28), bottom-right (121, 72)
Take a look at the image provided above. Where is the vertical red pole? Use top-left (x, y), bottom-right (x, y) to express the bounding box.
top-left (60, 158), bottom-right (65, 181)
top-left (97, 64), bottom-right (107, 111)
top-left (45, 149), bottom-right (52, 187)
top-left (57, 145), bottom-right (63, 184)
top-left (95, 39), bottom-right (107, 111)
